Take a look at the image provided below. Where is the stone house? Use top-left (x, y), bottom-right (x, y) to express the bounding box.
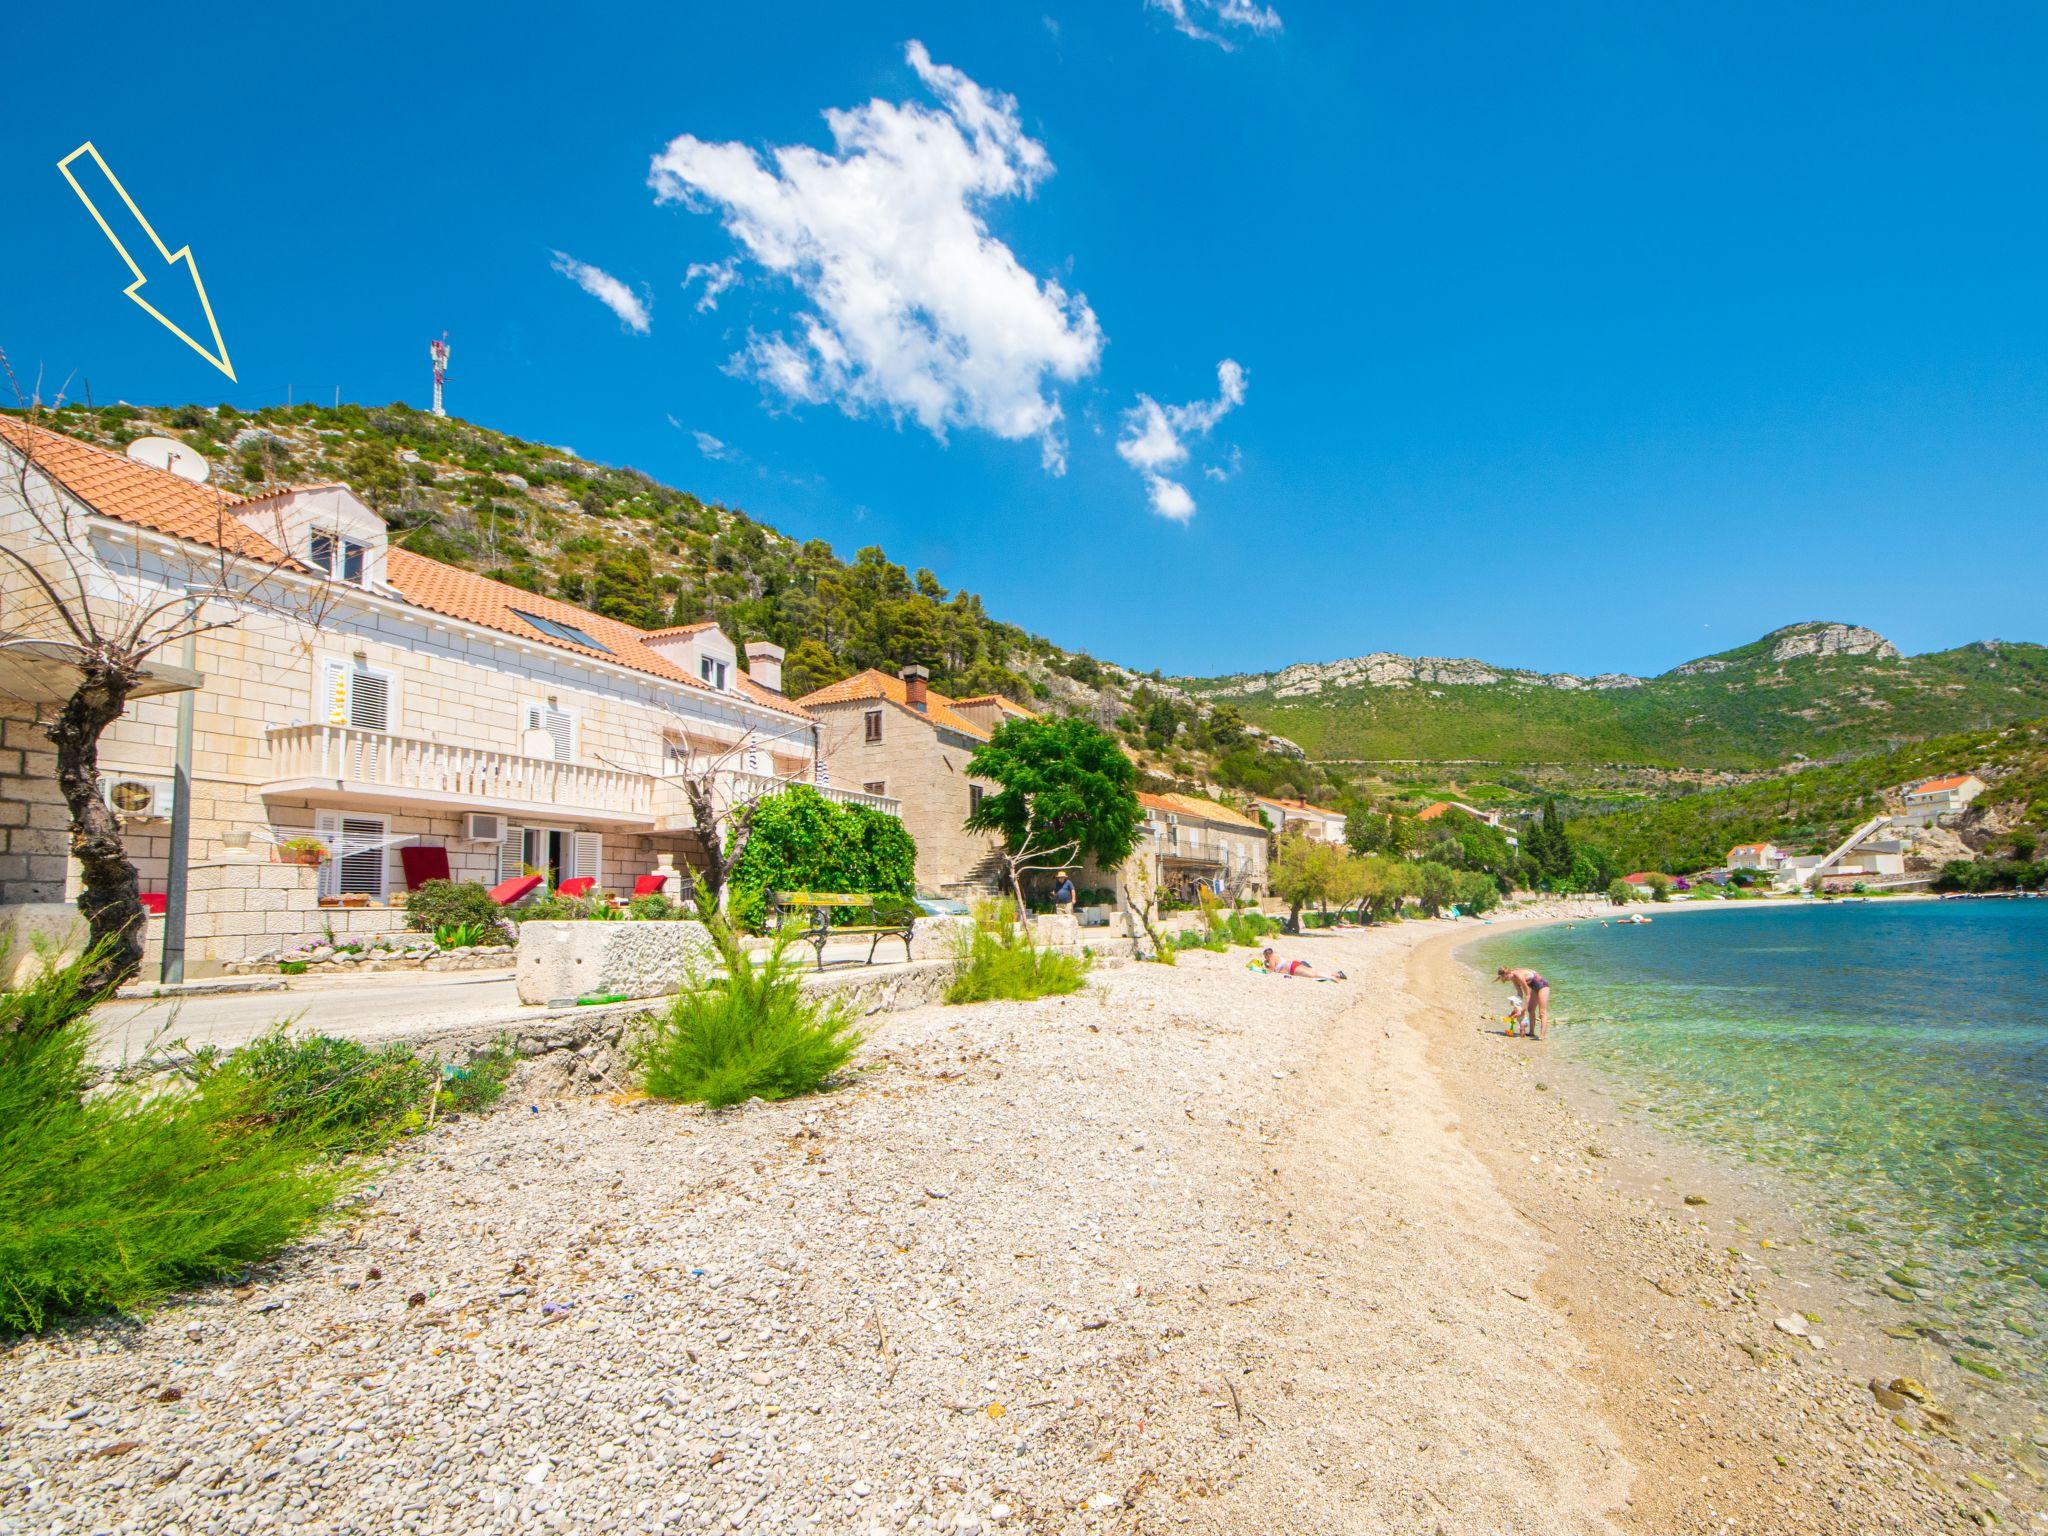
top-left (798, 666), bottom-right (1032, 898)
top-left (1130, 792), bottom-right (1269, 903)
top-left (0, 417), bottom-right (897, 977)
top-left (1251, 795), bottom-right (1347, 845)
top-left (1900, 773), bottom-right (1986, 823)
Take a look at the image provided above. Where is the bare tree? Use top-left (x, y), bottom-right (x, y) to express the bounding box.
top-left (1118, 855), bottom-right (1173, 964)
top-left (0, 382), bottom-right (332, 987)
top-left (649, 726), bottom-right (804, 936)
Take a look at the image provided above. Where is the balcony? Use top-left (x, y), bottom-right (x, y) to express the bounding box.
top-left (263, 724), bottom-right (655, 826)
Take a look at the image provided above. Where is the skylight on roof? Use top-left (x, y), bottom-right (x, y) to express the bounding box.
top-left (511, 608), bottom-right (612, 654)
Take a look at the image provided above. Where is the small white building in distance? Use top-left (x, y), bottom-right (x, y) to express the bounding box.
top-left (1900, 773), bottom-right (1986, 824)
top-left (1726, 841), bottom-right (1785, 871)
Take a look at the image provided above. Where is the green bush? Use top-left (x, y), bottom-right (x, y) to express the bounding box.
top-left (433, 920), bottom-right (500, 950)
top-left (220, 1027), bottom-right (436, 1152)
top-left (0, 950), bottom-right (352, 1335)
top-left (404, 880), bottom-right (509, 942)
top-left (633, 942), bottom-right (862, 1108)
top-left (946, 921), bottom-right (1092, 1004)
top-left (439, 1034), bottom-right (517, 1113)
top-left (729, 786), bottom-right (917, 931)
top-left (511, 892), bottom-right (624, 922)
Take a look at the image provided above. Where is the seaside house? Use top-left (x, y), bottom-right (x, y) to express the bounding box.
top-left (1726, 841), bottom-right (1785, 872)
top-left (1251, 795), bottom-right (1347, 845)
top-left (1417, 799), bottom-right (1502, 828)
top-left (798, 666), bottom-right (1032, 899)
top-left (1900, 773), bottom-right (1986, 824)
top-left (0, 417), bottom-right (899, 977)
top-left (1128, 791), bottom-right (1269, 904)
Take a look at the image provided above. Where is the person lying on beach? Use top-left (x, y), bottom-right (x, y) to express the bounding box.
top-left (1495, 965), bottom-right (1552, 1039)
top-left (1256, 947), bottom-right (1347, 981)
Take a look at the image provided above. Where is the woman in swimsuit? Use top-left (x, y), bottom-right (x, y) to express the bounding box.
top-left (1260, 947), bottom-right (1347, 980)
top-left (1495, 966), bottom-right (1554, 1039)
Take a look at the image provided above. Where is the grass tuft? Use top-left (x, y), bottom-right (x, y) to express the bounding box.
top-left (945, 916), bottom-right (1091, 1004)
top-left (634, 943), bottom-right (862, 1109)
top-left (0, 950), bottom-right (354, 1336)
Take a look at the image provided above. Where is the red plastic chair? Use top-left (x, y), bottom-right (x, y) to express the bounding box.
top-left (487, 874), bottom-right (543, 907)
top-left (631, 873), bottom-right (669, 898)
top-left (139, 892), bottom-right (168, 916)
top-left (556, 876), bottom-right (597, 899)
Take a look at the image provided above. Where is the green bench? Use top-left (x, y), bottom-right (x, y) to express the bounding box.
top-left (767, 891), bottom-right (920, 971)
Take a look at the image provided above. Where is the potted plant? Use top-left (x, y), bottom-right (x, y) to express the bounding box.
top-left (278, 836), bottom-right (328, 867)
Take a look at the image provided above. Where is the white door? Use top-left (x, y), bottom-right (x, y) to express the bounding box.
top-left (570, 831), bottom-right (603, 886)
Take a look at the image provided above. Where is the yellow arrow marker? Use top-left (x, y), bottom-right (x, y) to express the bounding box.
top-left (56, 142), bottom-right (235, 381)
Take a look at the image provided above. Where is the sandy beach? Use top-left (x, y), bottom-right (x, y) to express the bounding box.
top-left (1, 906), bottom-right (2027, 1534)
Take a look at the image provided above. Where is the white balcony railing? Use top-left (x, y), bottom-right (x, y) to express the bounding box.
top-left (652, 770), bottom-right (901, 831)
top-left (264, 724), bottom-right (655, 823)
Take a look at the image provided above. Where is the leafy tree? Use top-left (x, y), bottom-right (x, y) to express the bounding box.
top-left (1607, 877), bottom-right (1636, 906)
top-left (781, 638), bottom-right (843, 698)
top-left (587, 546), bottom-right (664, 629)
top-left (965, 717), bottom-right (1143, 918)
top-left (729, 787), bottom-right (916, 924)
top-left (1643, 871), bottom-right (1674, 902)
top-left (1410, 860), bottom-right (1460, 917)
top-left (1270, 836), bottom-right (1348, 932)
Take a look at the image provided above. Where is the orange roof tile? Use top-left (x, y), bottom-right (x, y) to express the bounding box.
top-left (1415, 801), bottom-right (1452, 821)
top-left (1909, 774), bottom-right (1976, 794)
top-left (0, 415), bottom-right (291, 564)
top-left (797, 668), bottom-right (1005, 739)
top-left (0, 415), bottom-right (811, 720)
top-left (1258, 795), bottom-right (1345, 820)
top-left (1139, 791), bottom-right (1265, 832)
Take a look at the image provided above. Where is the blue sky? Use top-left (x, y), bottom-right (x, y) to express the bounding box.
top-left (7, 1), bottom-right (2046, 679)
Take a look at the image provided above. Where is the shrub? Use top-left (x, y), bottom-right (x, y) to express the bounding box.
top-left (0, 950), bottom-right (352, 1334)
top-left (404, 880), bottom-right (509, 941)
top-left (627, 893), bottom-right (682, 921)
top-left (729, 786), bottom-right (917, 930)
top-left (510, 892), bottom-right (624, 922)
top-left (438, 1034), bottom-right (517, 1114)
top-left (946, 920), bottom-right (1092, 1004)
top-left (220, 1027), bottom-right (436, 1152)
top-left (633, 942), bottom-right (862, 1108)
top-left (278, 959), bottom-right (308, 975)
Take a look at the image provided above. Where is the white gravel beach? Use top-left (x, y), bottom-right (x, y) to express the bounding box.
top-left (1, 906), bottom-right (2021, 1534)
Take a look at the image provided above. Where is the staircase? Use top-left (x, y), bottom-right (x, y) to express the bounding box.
top-left (939, 848), bottom-right (1010, 902)
top-left (1798, 814), bottom-right (1893, 889)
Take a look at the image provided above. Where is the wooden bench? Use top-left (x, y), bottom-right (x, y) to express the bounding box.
top-left (768, 891), bottom-right (919, 971)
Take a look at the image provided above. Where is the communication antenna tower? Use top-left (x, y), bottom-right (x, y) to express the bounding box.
top-left (429, 333), bottom-right (450, 418)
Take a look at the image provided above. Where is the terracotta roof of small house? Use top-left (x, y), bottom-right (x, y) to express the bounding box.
top-left (0, 416), bottom-right (808, 720)
top-left (796, 668), bottom-right (1020, 739)
top-left (1728, 842), bottom-right (1774, 854)
top-left (1909, 774), bottom-right (1977, 795)
top-left (1257, 795), bottom-right (1346, 820)
top-left (1415, 801), bottom-right (1456, 821)
top-left (1139, 791), bottom-right (1266, 832)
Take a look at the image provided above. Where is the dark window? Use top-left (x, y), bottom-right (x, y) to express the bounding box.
top-left (969, 784), bottom-right (984, 814)
top-left (864, 709), bottom-right (883, 743)
top-left (865, 781), bottom-right (887, 797)
top-left (699, 656), bottom-right (728, 690)
top-left (309, 532), bottom-right (367, 584)
top-left (510, 608), bottom-right (613, 654)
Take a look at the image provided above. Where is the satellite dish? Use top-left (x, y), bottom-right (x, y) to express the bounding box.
top-left (126, 435), bottom-right (212, 484)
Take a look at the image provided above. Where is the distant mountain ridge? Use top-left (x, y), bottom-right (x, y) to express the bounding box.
top-left (1180, 623), bottom-right (2048, 770)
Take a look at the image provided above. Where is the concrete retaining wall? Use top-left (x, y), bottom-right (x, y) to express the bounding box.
top-left (514, 919), bottom-right (719, 1005)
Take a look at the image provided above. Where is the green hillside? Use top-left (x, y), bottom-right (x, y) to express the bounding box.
top-left (1568, 719), bottom-right (2048, 874)
top-left (1184, 626), bottom-right (2048, 770)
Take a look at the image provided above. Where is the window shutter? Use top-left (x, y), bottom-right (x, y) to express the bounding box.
top-left (571, 832), bottom-right (602, 884)
top-left (320, 660), bottom-right (349, 726)
top-left (499, 823), bottom-right (523, 883)
top-left (347, 669), bottom-right (390, 732)
top-left (336, 815), bottom-right (387, 896)
top-left (314, 811), bottom-right (341, 897)
top-left (523, 702), bottom-right (572, 761)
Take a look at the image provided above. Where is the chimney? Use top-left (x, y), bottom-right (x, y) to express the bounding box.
top-left (745, 641), bottom-right (785, 694)
top-left (900, 664), bottom-right (929, 712)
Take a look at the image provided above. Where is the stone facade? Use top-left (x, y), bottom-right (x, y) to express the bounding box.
top-left (0, 700), bottom-right (69, 906)
top-left (808, 697), bottom-right (1003, 898)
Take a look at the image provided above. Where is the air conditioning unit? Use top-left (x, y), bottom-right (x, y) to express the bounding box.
top-left (100, 774), bottom-right (174, 820)
top-left (463, 812), bottom-right (505, 843)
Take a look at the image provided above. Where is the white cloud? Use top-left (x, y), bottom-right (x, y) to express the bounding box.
top-left (692, 430), bottom-right (731, 460)
top-left (1117, 359), bottom-right (1247, 521)
top-left (684, 259), bottom-right (739, 312)
top-left (1203, 443), bottom-right (1243, 482)
top-left (549, 251), bottom-right (652, 333)
top-left (1147, 0), bottom-right (1283, 48)
top-left (647, 40), bottom-right (1103, 472)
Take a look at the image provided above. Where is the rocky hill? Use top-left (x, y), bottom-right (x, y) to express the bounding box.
top-left (1181, 623), bottom-right (2048, 770)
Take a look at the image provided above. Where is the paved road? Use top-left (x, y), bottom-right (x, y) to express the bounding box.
top-left (93, 935), bottom-right (926, 1061)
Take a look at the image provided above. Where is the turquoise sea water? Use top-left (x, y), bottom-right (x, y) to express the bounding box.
top-left (1471, 901), bottom-right (2048, 1405)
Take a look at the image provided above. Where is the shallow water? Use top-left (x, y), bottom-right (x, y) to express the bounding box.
top-left (1472, 901), bottom-right (2048, 1410)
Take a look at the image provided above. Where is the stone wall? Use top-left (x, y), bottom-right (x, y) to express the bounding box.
top-left (0, 700), bottom-right (68, 906)
top-left (514, 919), bottom-right (719, 1006)
top-left (811, 703), bottom-right (1001, 896)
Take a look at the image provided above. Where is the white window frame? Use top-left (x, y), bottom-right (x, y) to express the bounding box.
top-left (521, 699), bottom-right (577, 762)
top-left (699, 656), bottom-right (729, 691)
top-left (315, 810), bottom-right (389, 899)
top-left (318, 658), bottom-right (397, 733)
top-left (309, 531), bottom-right (369, 585)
